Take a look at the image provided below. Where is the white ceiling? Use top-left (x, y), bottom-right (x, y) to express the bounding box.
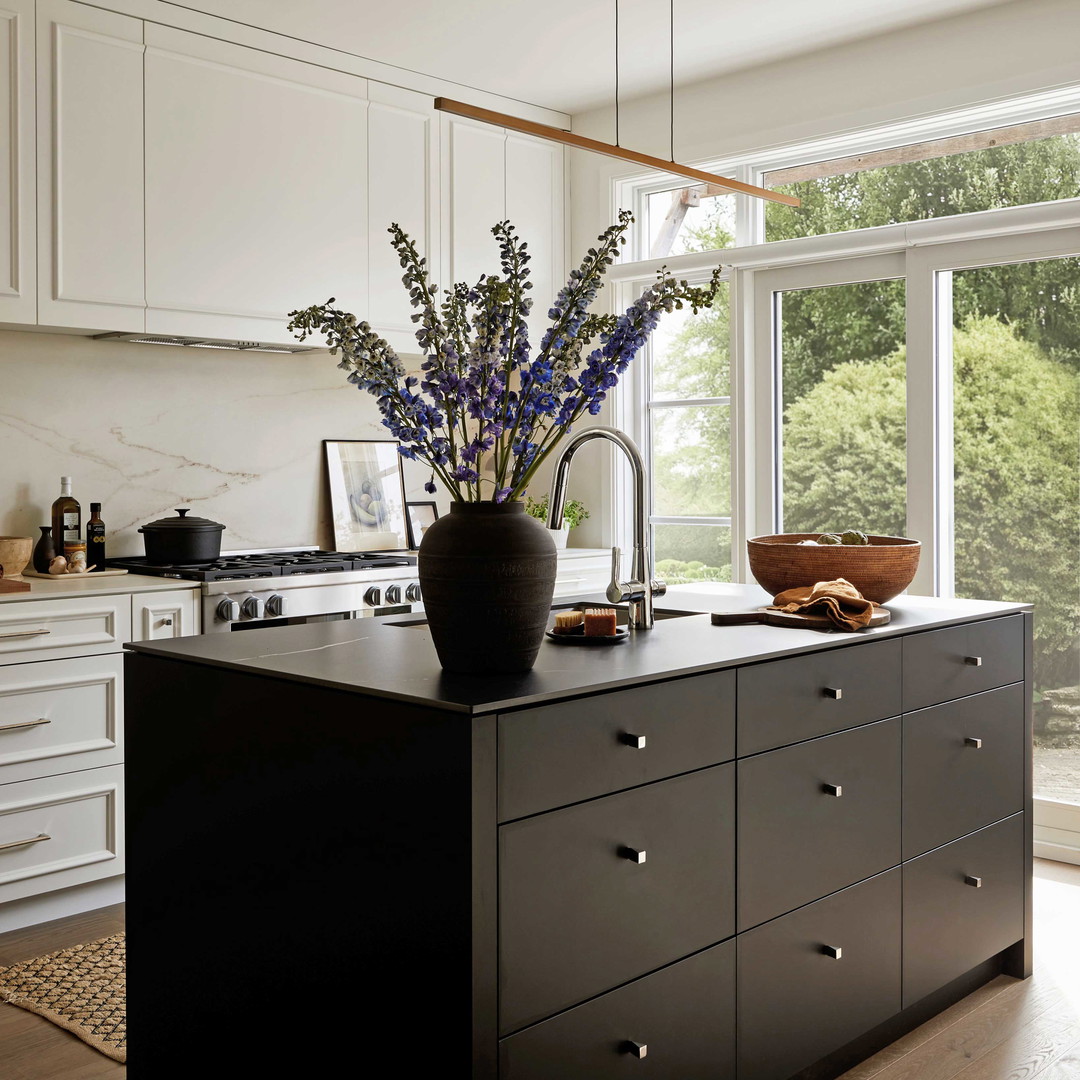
top-left (171, 0), bottom-right (1015, 114)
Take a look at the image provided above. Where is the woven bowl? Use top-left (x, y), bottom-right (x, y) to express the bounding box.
top-left (747, 533), bottom-right (921, 604)
top-left (0, 536), bottom-right (33, 578)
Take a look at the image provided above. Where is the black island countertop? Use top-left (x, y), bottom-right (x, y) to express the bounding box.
top-left (124, 582), bottom-right (1029, 714)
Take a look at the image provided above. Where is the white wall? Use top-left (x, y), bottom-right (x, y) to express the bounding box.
top-left (0, 329), bottom-right (444, 556)
top-left (567, 0), bottom-right (1080, 545)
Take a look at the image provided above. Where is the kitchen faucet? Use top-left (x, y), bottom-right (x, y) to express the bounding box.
top-left (547, 426), bottom-right (666, 629)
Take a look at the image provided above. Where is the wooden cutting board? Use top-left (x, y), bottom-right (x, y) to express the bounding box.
top-left (711, 606), bottom-right (890, 630)
top-left (0, 576), bottom-right (30, 594)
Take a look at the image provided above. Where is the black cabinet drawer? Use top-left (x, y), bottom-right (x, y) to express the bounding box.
top-left (500, 939), bottom-right (735, 1080)
top-left (499, 672), bottom-right (735, 821)
top-left (903, 685), bottom-right (1025, 859)
top-left (738, 718), bottom-right (901, 930)
top-left (903, 814), bottom-right (1025, 1008)
top-left (903, 615), bottom-right (1024, 712)
top-left (737, 638), bottom-right (901, 755)
top-left (499, 764), bottom-right (735, 1034)
top-left (738, 869), bottom-right (902, 1080)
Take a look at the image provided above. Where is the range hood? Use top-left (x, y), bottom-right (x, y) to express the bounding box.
top-left (93, 332), bottom-right (319, 354)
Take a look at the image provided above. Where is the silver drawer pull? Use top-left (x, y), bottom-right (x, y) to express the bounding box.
top-left (822, 783), bottom-right (843, 797)
top-left (964, 737), bottom-right (983, 749)
top-left (621, 1041), bottom-right (648, 1059)
top-left (620, 732), bottom-right (647, 749)
top-left (0, 717), bottom-right (52, 734)
top-left (162, 617), bottom-right (174, 627)
top-left (0, 628), bottom-right (51, 641)
top-left (823, 687), bottom-right (843, 700)
top-left (619, 846), bottom-right (647, 864)
top-left (964, 874), bottom-right (983, 888)
top-left (821, 944), bottom-right (843, 959)
top-left (964, 655), bottom-right (983, 667)
top-left (0, 833), bottom-right (51, 853)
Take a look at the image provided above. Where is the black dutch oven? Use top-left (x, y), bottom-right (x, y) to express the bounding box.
top-left (139, 508), bottom-right (226, 564)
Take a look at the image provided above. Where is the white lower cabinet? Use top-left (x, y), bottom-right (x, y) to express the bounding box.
top-left (132, 588), bottom-right (199, 641)
top-left (0, 765), bottom-right (123, 905)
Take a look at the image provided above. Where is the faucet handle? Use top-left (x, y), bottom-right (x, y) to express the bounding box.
top-left (607, 546), bottom-right (629, 604)
top-left (651, 578), bottom-right (667, 598)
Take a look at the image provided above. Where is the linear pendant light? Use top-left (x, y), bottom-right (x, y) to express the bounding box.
top-left (434, 2), bottom-right (799, 209)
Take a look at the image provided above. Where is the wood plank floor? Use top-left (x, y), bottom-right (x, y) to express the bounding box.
top-left (0, 903), bottom-right (125, 1079)
top-left (0, 859), bottom-right (1075, 1078)
top-left (840, 859), bottom-right (1080, 1080)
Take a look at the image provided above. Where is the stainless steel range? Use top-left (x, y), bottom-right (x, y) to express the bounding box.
top-left (107, 548), bottom-right (422, 632)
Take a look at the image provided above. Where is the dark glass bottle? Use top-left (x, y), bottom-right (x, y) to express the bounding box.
top-left (86, 503), bottom-right (106, 571)
top-left (50, 477), bottom-right (81, 558)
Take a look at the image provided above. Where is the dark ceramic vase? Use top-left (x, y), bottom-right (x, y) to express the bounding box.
top-left (32, 526), bottom-right (56, 572)
top-left (418, 501), bottom-right (558, 674)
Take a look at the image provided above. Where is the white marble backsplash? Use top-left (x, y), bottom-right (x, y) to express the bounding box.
top-left (0, 330), bottom-right (443, 556)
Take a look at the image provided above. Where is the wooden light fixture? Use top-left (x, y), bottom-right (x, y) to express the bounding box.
top-left (434, 2), bottom-right (799, 209)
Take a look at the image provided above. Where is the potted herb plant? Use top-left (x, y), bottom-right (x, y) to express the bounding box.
top-left (288, 212), bottom-right (720, 673)
top-left (524, 493), bottom-right (589, 550)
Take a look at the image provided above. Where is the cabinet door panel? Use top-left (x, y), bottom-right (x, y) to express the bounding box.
top-left (37, 0), bottom-right (144, 331)
top-left (903, 814), bottom-right (1025, 1007)
top-left (446, 117), bottom-right (505, 289)
top-left (738, 718), bottom-right (901, 930)
top-left (145, 25), bottom-right (368, 343)
top-left (500, 939), bottom-right (735, 1080)
top-left (738, 870), bottom-right (901, 1080)
top-left (367, 83), bottom-right (438, 349)
top-left (131, 589), bottom-right (199, 641)
top-left (903, 684), bottom-right (1024, 859)
top-left (499, 764), bottom-right (735, 1034)
top-left (738, 638), bottom-right (902, 754)
top-left (903, 615), bottom-right (1024, 712)
top-left (0, 0), bottom-right (34, 324)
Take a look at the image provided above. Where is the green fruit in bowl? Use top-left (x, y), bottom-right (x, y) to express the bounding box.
top-left (817, 533), bottom-right (843, 545)
top-left (840, 530), bottom-right (869, 545)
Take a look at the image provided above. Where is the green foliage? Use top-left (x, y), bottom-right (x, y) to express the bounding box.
top-left (523, 493), bottom-right (590, 530)
top-left (782, 318), bottom-right (1079, 688)
top-left (656, 558), bottom-right (732, 584)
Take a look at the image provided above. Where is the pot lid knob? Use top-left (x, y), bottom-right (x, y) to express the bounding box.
top-left (176, 509), bottom-right (190, 518)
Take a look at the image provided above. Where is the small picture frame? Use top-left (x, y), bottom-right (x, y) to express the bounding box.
top-left (324, 440), bottom-right (409, 551)
top-left (405, 501), bottom-right (440, 550)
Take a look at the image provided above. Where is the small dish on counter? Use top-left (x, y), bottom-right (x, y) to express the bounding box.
top-left (545, 626), bottom-right (629, 646)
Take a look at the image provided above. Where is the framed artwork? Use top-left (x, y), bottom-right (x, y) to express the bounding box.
top-left (324, 440), bottom-right (409, 551)
top-left (405, 501), bottom-right (439, 549)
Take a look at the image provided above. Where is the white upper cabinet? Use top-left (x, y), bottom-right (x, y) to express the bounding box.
top-left (0, 0), bottom-right (34, 326)
top-left (366, 83), bottom-right (440, 352)
top-left (36, 0), bottom-right (144, 332)
top-left (144, 25), bottom-right (369, 344)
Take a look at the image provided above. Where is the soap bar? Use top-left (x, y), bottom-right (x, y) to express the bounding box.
top-left (584, 607), bottom-right (618, 636)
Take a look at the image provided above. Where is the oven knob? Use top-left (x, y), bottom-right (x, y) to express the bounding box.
top-left (384, 584), bottom-right (402, 605)
top-left (265, 594), bottom-right (287, 618)
top-left (405, 582), bottom-right (422, 603)
top-left (240, 595), bottom-right (264, 620)
top-left (216, 598), bottom-right (240, 622)
top-left (364, 586), bottom-right (382, 606)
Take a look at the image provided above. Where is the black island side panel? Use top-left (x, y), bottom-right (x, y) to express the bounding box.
top-left (124, 650), bottom-right (491, 1075)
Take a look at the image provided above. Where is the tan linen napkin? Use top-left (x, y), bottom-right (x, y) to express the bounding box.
top-left (768, 578), bottom-right (876, 631)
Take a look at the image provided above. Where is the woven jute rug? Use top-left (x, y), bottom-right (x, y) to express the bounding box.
top-left (0, 932), bottom-right (126, 1062)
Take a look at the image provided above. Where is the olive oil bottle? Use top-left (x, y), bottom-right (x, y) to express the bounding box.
top-left (86, 503), bottom-right (106, 570)
top-left (50, 476), bottom-right (81, 558)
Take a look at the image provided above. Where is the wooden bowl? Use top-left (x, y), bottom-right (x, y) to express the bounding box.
top-left (747, 533), bottom-right (921, 604)
top-left (0, 536), bottom-right (33, 578)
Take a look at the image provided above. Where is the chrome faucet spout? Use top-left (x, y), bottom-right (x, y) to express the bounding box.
top-left (547, 426), bottom-right (665, 629)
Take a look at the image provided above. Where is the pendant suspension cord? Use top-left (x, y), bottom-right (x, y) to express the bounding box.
top-left (669, 0), bottom-right (675, 162)
top-left (614, 0), bottom-right (620, 147)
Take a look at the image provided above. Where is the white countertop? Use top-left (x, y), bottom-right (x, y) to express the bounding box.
top-left (0, 573), bottom-right (200, 603)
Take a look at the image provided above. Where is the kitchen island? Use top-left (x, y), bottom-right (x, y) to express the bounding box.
top-left (124, 584), bottom-right (1032, 1078)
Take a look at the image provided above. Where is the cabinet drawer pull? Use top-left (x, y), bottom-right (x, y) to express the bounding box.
top-left (822, 783), bottom-right (843, 797)
top-left (821, 944), bottom-right (843, 959)
top-left (0, 717), bottom-right (51, 734)
top-left (964, 736), bottom-right (983, 749)
top-left (964, 874), bottom-right (983, 888)
top-left (621, 1040), bottom-right (648, 1059)
top-left (823, 687), bottom-right (843, 700)
top-left (0, 628), bottom-right (51, 641)
top-left (620, 732), bottom-right (647, 749)
top-left (618, 846), bottom-right (647, 864)
top-left (964, 655), bottom-right (983, 667)
top-left (0, 833), bottom-right (51, 853)
top-left (162, 617), bottom-right (174, 627)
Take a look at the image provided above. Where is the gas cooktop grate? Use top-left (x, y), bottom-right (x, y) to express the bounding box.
top-left (106, 550), bottom-right (416, 582)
